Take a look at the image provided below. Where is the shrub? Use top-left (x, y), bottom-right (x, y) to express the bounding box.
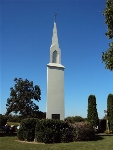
top-left (65, 116), bottom-right (86, 123)
top-left (87, 95), bottom-right (99, 127)
top-left (17, 118), bottom-right (38, 141)
top-left (35, 119), bottom-right (72, 143)
top-left (71, 122), bottom-right (95, 141)
top-left (107, 94), bottom-right (113, 132)
top-left (17, 127), bottom-right (24, 140)
top-left (0, 114), bottom-right (7, 126)
top-left (61, 127), bottom-right (73, 143)
top-left (17, 118), bottom-right (96, 143)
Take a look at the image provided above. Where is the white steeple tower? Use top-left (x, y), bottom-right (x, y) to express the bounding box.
top-left (46, 14), bottom-right (65, 120)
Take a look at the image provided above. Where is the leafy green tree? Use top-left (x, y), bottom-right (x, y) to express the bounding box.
top-left (107, 94), bottom-right (113, 132)
top-left (102, 0), bottom-right (113, 70)
top-left (6, 78), bottom-right (41, 119)
top-left (87, 95), bottom-right (99, 127)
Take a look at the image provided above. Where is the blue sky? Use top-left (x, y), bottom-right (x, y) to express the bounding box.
top-left (1, 0), bottom-right (113, 119)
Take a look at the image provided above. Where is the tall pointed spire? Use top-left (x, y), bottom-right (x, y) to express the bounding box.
top-left (51, 13), bottom-right (59, 47)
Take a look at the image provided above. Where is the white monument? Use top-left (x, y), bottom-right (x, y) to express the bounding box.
top-left (46, 14), bottom-right (65, 120)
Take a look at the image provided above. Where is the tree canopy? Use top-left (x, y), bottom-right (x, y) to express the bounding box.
top-left (6, 78), bottom-right (41, 118)
top-left (102, 0), bottom-right (113, 70)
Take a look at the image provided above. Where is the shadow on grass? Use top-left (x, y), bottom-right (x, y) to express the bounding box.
top-left (96, 133), bottom-right (113, 136)
top-left (93, 135), bottom-right (104, 141)
top-left (94, 133), bottom-right (113, 141)
top-left (0, 132), bottom-right (17, 137)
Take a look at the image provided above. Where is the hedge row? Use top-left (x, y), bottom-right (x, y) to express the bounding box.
top-left (35, 119), bottom-right (73, 143)
top-left (17, 118), bottom-right (38, 141)
top-left (70, 122), bottom-right (95, 141)
top-left (17, 118), bottom-right (95, 143)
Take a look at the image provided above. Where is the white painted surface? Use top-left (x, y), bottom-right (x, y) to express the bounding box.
top-left (46, 21), bottom-right (65, 120)
top-left (46, 66), bottom-right (65, 120)
top-left (50, 44), bottom-right (61, 64)
top-left (51, 22), bottom-right (59, 47)
top-left (47, 63), bottom-right (65, 68)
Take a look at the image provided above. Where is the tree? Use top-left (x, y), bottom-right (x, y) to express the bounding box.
top-left (102, 0), bottom-right (113, 70)
top-left (6, 78), bottom-right (41, 119)
top-left (107, 94), bottom-right (113, 132)
top-left (87, 95), bottom-right (99, 127)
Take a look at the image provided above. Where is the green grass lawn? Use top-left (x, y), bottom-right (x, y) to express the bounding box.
top-left (7, 122), bottom-right (20, 126)
top-left (0, 134), bottom-right (113, 150)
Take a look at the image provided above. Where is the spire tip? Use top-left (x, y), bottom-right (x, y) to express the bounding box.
top-left (54, 13), bottom-right (57, 23)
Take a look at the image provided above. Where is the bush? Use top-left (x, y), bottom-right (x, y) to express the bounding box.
top-left (107, 94), bottom-right (113, 132)
top-left (35, 119), bottom-right (72, 143)
top-left (87, 95), bottom-right (99, 127)
top-left (17, 127), bottom-right (24, 140)
top-left (65, 116), bottom-right (86, 123)
top-left (71, 122), bottom-right (95, 141)
top-left (0, 114), bottom-right (7, 126)
top-left (17, 118), bottom-right (96, 143)
top-left (17, 118), bottom-right (38, 141)
top-left (61, 127), bottom-right (73, 143)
